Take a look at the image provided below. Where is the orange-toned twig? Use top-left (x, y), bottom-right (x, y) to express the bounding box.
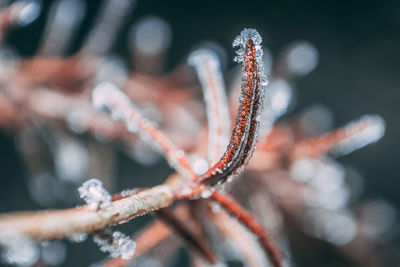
top-left (198, 30), bottom-right (266, 187)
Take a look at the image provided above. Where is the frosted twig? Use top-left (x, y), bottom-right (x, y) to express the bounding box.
top-left (188, 49), bottom-right (230, 164)
top-left (211, 192), bottom-right (282, 267)
top-left (290, 114), bottom-right (385, 160)
top-left (198, 29), bottom-right (267, 187)
top-left (92, 82), bottom-right (197, 180)
top-left (0, 174), bottom-right (182, 241)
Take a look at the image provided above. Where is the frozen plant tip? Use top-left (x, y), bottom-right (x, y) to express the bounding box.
top-left (198, 28), bottom-right (267, 187)
top-left (233, 28), bottom-right (263, 65)
top-left (93, 229), bottom-right (136, 260)
top-left (78, 178), bottom-right (111, 210)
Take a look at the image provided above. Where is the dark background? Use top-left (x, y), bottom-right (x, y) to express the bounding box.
top-left (0, 0), bottom-right (399, 266)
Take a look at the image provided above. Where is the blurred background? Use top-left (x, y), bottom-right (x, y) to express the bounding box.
top-left (0, 0), bottom-right (399, 266)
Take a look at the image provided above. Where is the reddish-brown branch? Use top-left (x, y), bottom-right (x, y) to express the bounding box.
top-left (211, 192), bottom-right (282, 267)
top-left (198, 38), bottom-right (264, 187)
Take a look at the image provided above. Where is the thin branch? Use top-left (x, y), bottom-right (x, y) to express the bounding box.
top-left (198, 29), bottom-right (266, 187)
top-left (0, 174), bottom-right (182, 241)
top-left (188, 49), bottom-right (231, 164)
top-left (92, 82), bottom-right (197, 180)
top-left (211, 192), bottom-right (282, 267)
top-left (290, 114), bottom-right (385, 160)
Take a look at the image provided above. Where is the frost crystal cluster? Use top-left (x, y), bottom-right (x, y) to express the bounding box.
top-left (233, 28), bottom-right (263, 64)
top-left (78, 178), bottom-right (111, 210)
top-left (93, 230), bottom-right (136, 260)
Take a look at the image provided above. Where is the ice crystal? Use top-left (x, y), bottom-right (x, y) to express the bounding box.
top-left (233, 28), bottom-right (263, 63)
top-left (120, 189), bottom-right (139, 198)
top-left (93, 230), bottom-right (136, 260)
top-left (78, 178), bottom-right (111, 210)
